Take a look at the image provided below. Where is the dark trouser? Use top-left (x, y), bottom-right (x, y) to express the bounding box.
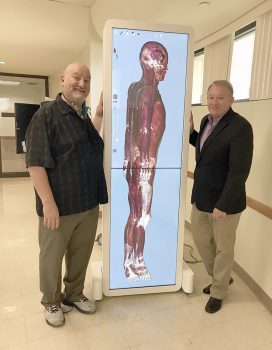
top-left (38, 206), bottom-right (99, 308)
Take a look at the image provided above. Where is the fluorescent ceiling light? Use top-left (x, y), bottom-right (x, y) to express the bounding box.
top-left (0, 61), bottom-right (6, 64)
top-left (0, 80), bottom-right (21, 86)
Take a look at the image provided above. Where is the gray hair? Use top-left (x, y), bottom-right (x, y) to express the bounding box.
top-left (208, 80), bottom-right (234, 96)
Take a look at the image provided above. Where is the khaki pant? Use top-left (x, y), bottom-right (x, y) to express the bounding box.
top-left (38, 206), bottom-right (99, 308)
top-left (190, 203), bottom-right (241, 299)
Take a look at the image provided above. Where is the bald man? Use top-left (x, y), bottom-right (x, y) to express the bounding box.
top-left (26, 62), bottom-right (108, 327)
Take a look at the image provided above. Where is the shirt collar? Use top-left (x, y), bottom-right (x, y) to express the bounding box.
top-left (56, 93), bottom-right (72, 115)
top-left (208, 114), bottom-right (224, 126)
top-left (56, 93), bottom-right (88, 120)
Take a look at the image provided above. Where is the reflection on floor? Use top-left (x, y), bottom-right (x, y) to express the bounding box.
top-left (0, 177), bottom-right (272, 350)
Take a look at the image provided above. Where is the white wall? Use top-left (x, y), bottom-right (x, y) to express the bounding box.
top-left (189, 99), bottom-right (272, 299)
top-left (48, 18), bottom-right (103, 123)
top-left (89, 22), bottom-right (103, 118)
top-left (48, 68), bottom-right (63, 100)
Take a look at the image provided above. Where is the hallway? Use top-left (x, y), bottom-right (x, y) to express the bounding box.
top-left (0, 177), bottom-right (271, 350)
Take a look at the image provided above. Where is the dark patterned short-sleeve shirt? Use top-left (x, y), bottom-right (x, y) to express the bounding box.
top-left (25, 94), bottom-right (108, 217)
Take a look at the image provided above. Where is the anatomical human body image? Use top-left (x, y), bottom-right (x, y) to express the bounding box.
top-left (123, 41), bottom-right (168, 281)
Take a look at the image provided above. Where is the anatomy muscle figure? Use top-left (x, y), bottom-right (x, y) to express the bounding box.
top-left (123, 41), bottom-right (168, 281)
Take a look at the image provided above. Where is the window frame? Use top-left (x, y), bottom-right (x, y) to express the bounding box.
top-left (191, 48), bottom-right (205, 106)
top-left (229, 21), bottom-right (256, 102)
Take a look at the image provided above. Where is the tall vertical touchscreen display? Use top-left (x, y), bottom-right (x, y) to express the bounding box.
top-left (103, 20), bottom-right (194, 296)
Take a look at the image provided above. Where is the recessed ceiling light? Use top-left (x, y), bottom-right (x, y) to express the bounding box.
top-left (199, 1), bottom-right (210, 5)
top-left (0, 80), bottom-right (21, 86)
top-left (0, 61), bottom-right (6, 64)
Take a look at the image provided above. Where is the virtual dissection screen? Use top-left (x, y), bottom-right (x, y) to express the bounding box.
top-left (109, 27), bottom-right (189, 290)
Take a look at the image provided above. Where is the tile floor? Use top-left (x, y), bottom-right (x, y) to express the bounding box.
top-left (0, 177), bottom-right (271, 350)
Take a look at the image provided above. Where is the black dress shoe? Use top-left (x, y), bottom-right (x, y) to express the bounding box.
top-left (205, 297), bottom-right (222, 313)
top-left (203, 277), bottom-right (234, 294)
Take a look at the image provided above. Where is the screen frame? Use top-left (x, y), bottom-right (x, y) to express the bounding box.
top-left (102, 19), bottom-right (194, 297)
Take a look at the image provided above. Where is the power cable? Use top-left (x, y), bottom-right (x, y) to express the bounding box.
top-left (183, 243), bottom-right (202, 264)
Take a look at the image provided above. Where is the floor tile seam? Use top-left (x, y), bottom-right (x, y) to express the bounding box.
top-left (0, 293), bottom-right (23, 299)
top-left (181, 309), bottom-right (272, 334)
top-left (94, 301), bottom-right (192, 321)
top-left (25, 325), bottom-right (73, 344)
top-left (223, 303), bottom-right (267, 316)
top-left (113, 305), bottom-right (186, 323)
top-left (0, 312), bottom-right (30, 321)
top-left (126, 335), bottom-right (173, 350)
top-left (71, 322), bottom-right (131, 349)
top-left (112, 317), bottom-right (174, 336)
top-left (120, 330), bottom-right (172, 349)
top-left (97, 310), bottom-right (149, 322)
top-left (162, 315), bottom-right (238, 338)
top-left (0, 315), bottom-right (28, 348)
top-left (0, 343), bottom-right (25, 350)
top-left (28, 328), bottom-right (79, 343)
top-left (23, 309), bottom-right (44, 318)
top-left (19, 288), bottom-right (41, 295)
top-left (130, 298), bottom-right (193, 317)
top-left (253, 340), bottom-right (272, 350)
top-left (68, 315), bottom-right (120, 332)
top-left (23, 314), bottom-right (31, 344)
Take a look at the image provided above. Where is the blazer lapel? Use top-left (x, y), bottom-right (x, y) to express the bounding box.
top-left (196, 115), bottom-right (209, 159)
top-left (197, 109), bottom-right (233, 163)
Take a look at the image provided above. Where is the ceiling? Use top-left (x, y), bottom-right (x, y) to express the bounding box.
top-left (0, 0), bottom-right (267, 76)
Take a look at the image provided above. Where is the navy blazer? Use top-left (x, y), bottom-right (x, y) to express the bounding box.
top-left (190, 107), bottom-right (253, 214)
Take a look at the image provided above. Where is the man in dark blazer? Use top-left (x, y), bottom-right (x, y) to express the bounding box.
top-left (190, 80), bottom-right (253, 313)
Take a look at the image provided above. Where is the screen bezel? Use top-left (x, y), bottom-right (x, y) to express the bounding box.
top-left (102, 19), bottom-right (194, 296)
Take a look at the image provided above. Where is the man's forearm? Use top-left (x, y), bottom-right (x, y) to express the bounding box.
top-left (91, 92), bottom-right (103, 133)
top-left (28, 166), bottom-right (55, 206)
top-left (92, 113), bottom-right (103, 133)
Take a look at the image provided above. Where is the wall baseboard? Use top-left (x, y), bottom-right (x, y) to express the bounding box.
top-left (185, 220), bottom-right (272, 314)
top-left (233, 262), bottom-right (272, 314)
